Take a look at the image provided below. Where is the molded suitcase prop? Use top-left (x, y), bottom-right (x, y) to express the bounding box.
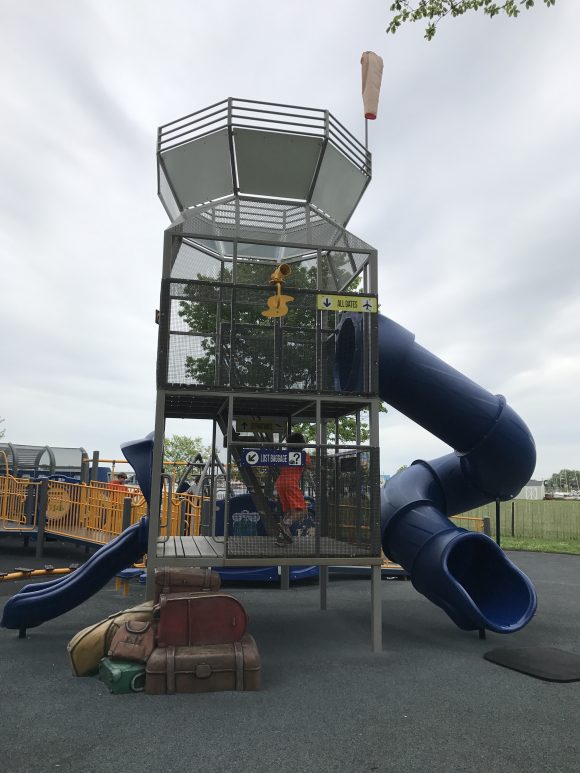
top-left (99, 657), bottom-right (146, 694)
top-left (156, 593), bottom-right (248, 647)
top-left (107, 620), bottom-right (155, 664)
top-left (67, 601), bottom-right (155, 677)
top-left (154, 567), bottom-right (220, 603)
top-left (145, 635), bottom-right (261, 694)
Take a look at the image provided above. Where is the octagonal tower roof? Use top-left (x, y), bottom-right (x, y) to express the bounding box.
top-left (157, 98), bottom-right (372, 228)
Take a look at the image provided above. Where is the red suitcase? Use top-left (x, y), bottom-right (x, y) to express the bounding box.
top-left (154, 567), bottom-right (220, 604)
top-left (156, 592), bottom-right (248, 647)
top-left (145, 634), bottom-right (261, 694)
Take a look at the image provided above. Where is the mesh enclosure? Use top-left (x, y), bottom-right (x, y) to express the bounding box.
top-left (161, 280), bottom-right (372, 393)
top-left (172, 199), bottom-right (374, 257)
top-left (158, 163), bottom-right (180, 221)
top-left (224, 447), bottom-right (380, 559)
top-left (171, 240), bottom-right (224, 281)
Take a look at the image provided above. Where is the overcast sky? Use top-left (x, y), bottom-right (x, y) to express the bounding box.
top-left (1, 0), bottom-right (578, 479)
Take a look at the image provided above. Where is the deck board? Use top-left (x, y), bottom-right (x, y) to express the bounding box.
top-left (154, 536), bottom-right (380, 567)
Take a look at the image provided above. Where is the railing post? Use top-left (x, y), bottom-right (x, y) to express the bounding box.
top-left (80, 454), bottom-right (90, 485)
top-left (90, 451), bottom-right (99, 483)
top-left (122, 496), bottom-right (132, 532)
top-left (35, 479), bottom-right (49, 559)
top-left (179, 499), bottom-right (187, 536)
top-left (24, 483), bottom-right (36, 526)
top-left (482, 515), bottom-right (491, 537)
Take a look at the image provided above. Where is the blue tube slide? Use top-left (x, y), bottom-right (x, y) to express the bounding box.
top-left (0, 435), bottom-right (153, 631)
top-left (336, 313), bottom-right (537, 633)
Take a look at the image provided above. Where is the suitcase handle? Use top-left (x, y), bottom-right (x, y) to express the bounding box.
top-left (131, 672), bottom-right (146, 692)
top-left (195, 664), bottom-right (212, 679)
top-left (125, 620), bottom-right (151, 635)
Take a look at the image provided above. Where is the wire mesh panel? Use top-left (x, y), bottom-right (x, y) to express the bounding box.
top-left (171, 240), bottom-right (224, 281)
top-left (161, 279), bottom-right (374, 393)
top-left (175, 199), bottom-right (375, 256)
top-left (159, 210), bottom-right (377, 395)
top-left (165, 282), bottom-right (228, 387)
top-left (224, 447), bottom-right (380, 559)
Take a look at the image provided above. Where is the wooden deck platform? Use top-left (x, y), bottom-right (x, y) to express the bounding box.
top-left (155, 536), bottom-right (382, 567)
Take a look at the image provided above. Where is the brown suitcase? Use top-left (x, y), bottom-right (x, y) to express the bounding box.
top-left (156, 592), bottom-right (248, 647)
top-left (154, 567), bottom-right (220, 603)
top-left (145, 634), bottom-right (261, 694)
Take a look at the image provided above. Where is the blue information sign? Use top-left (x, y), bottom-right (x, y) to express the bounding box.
top-left (240, 448), bottom-right (305, 467)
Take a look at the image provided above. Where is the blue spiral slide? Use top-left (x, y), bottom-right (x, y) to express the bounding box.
top-left (336, 313), bottom-right (537, 633)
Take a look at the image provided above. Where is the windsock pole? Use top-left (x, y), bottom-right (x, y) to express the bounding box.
top-left (361, 51), bottom-right (384, 149)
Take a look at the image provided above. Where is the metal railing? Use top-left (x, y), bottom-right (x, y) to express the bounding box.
top-left (0, 476), bottom-right (205, 547)
top-left (1, 474), bottom-right (487, 550)
top-left (0, 473), bottom-right (39, 531)
top-left (157, 97), bottom-right (371, 177)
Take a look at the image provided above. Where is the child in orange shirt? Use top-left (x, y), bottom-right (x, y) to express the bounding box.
top-left (275, 432), bottom-right (310, 546)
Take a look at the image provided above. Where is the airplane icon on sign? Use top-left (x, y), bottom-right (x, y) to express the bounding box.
top-left (363, 299), bottom-right (373, 311)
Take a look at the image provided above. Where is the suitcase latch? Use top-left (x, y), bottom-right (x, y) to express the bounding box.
top-left (195, 663), bottom-right (212, 679)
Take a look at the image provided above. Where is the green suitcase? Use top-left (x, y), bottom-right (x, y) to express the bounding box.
top-left (98, 657), bottom-right (146, 694)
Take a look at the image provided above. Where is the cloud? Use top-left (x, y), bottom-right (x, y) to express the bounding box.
top-left (1, 0), bottom-right (579, 482)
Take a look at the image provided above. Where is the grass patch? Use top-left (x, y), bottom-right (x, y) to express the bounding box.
top-left (500, 537), bottom-right (580, 555)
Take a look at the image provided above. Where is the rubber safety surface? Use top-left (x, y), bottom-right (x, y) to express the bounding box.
top-left (484, 646), bottom-right (580, 682)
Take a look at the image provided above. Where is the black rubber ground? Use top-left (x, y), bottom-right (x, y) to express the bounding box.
top-left (1, 537), bottom-right (578, 773)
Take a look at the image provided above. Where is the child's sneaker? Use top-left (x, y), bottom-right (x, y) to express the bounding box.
top-left (275, 522), bottom-right (293, 546)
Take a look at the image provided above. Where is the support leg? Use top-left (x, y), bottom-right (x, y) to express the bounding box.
top-left (280, 565), bottom-right (290, 590)
top-left (371, 564), bottom-right (382, 653)
top-left (319, 565), bottom-right (328, 610)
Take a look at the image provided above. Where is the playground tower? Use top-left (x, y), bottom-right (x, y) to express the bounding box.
top-left (149, 99), bottom-right (383, 643)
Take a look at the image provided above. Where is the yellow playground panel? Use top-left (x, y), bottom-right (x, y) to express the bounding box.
top-left (0, 473), bottom-right (204, 547)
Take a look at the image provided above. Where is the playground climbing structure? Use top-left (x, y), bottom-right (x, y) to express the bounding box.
top-left (149, 98), bottom-right (384, 648)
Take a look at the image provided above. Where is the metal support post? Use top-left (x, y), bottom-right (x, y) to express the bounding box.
top-left (179, 499), bottom-right (187, 536)
top-left (280, 566), bottom-right (290, 590)
top-left (35, 479), bottom-right (49, 559)
top-left (122, 497), bottom-right (132, 532)
top-left (145, 391), bottom-right (167, 600)
top-left (90, 451), bottom-right (99, 483)
top-left (371, 564), bottom-right (382, 652)
top-left (319, 565), bottom-right (328, 610)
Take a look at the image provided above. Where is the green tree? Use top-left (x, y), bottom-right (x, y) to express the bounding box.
top-left (545, 469), bottom-right (580, 491)
top-left (387, 0), bottom-right (556, 41)
top-left (294, 406), bottom-right (388, 445)
top-left (177, 261), bottom-right (320, 391)
top-left (164, 434), bottom-right (211, 464)
top-left (175, 259), bottom-right (383, 445)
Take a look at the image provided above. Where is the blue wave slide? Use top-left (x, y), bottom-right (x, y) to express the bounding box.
top-left (336, 313), bottom-right (538, 633)
top-left (0, 437), bottom-right (153, 631)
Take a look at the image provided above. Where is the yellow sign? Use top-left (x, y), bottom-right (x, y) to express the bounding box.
top-left (235, 416), bottom-right (286, 433)
top-left (317, 294), bottom-right (378, 313)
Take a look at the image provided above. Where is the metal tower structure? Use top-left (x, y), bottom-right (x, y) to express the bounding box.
top-left (149, 98), bottom-right (383, 649)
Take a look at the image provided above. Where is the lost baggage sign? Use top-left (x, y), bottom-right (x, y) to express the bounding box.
top-left (317, 294), bottom-right (377, 313)
top-left (240, 448), bottom-right (305, 467)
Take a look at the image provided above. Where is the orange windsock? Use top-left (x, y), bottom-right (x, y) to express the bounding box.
top-left (361, 51), bottom-right (384, 120)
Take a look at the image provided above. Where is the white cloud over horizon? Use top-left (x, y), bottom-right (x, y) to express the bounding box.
top-left (1, 0), bottom-right (579, 481)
